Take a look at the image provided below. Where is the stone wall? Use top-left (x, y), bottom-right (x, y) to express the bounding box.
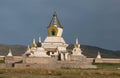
top-left (21, 55), bottom-right (96, 69)
top-left (14, 56), bottom-right (23, 63)
top-left (86, 58), bottom-right (94, 63)
top-left (15, 56), bottom-right (59, 69)
top-left (95, 58), bottom-right (120, 63)
top-left (0, 64), bottom-right (6, 68)
top-left (15, 63), bottom-right (59, 69)
top-left (14, 60), bottom-right (96, 69)
top-left (70, 55), bottom-right (87, 62)
top-left (94, 58), bottom-right (103, 63)
top-left (25, 57), bottom-right (57, 64)
top-left (5, 56), bottom-right (120, 69)
top-left (5, 56), bottom-right (23, 63)
top-left (0, 56), bottom-right (5, 60)
top-left (5, 56), bottom-right (14, 63)
top-left (57, 61), bottom-right (97, 68)
top-left (87, 58), bottom-right (120, 63)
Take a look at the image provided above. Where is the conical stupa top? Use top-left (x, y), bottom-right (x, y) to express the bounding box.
top-left (48, 11), bottom-right (63, 28)
top-left (33, 37), bottom-right (36, 44)
top-left (96, 51), bottom-right (101, 59)
top-left (7, 49), bottom-right (13, 56)
top-left (76, 37), bottom-right (79, 44)
top-left (31, 37), bottom-right (36, 48)
top-left (27, 45), bottom-right (30, 51)
top-left (53, 12), bottom-right (57, 25)
top-left (39, 36), bottom-right (41, 43)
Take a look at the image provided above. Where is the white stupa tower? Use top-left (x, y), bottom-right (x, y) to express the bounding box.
top-left (96, 51), bottom-right (102, 59)
top-left (72, 37), bottom-right (82, 55)
top-left (43, 12), bottom-right (68, 54)
top-left (7, 49), bottom-right (13, 56)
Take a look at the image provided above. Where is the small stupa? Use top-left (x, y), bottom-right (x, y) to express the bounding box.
top-left (96, 51), bottom-right (102, 59)
top-left (7, 49), bottom-right (13, 56)
top-left (72, 37), bottom-right (82, 55)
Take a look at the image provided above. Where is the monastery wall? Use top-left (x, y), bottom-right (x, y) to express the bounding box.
top-left (5, 56), bottom-right (14, 63)
top-left (94, 58), bottom-right (120, 63)
top-left (0, 56), bottom-right (5, 60)
top-left (57, 61), bottom-right (97, 68)
top-left (25, 57), bottom-right (57, 64)
top-left (14, 56), bottom-right (23, 63)
top-left (86, 58), bottom-right (120, 63)
top-left (86, 58), bottom-right (94, 63)
top-left (15, 57), bottom-right (59, 69)
top-left (14, 60), bottom-right (96, 69)
top-left (15, 63), bottom-right (59, 69)
top-left (5, 56), bottom-right (23, 64)
top-left (70, 55), bottom-right (87, 62)
top-left (0, 64), bottom-right (6, 68)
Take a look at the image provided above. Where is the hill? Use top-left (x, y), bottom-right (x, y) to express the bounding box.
top-left (0, 44), bottom-right (120, 58)
top-left (67, 44), bottom-right (120, 58)
top-left (0, 44), bottom-right (26, 56)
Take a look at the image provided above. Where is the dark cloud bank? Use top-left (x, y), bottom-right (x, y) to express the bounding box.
top-left (0, 0), bottom-right (120, 50)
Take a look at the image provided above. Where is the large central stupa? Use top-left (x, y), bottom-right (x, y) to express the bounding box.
top-left (43, 12), bottom-right (68, 59)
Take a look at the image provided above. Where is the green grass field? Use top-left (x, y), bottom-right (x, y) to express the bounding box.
top-left (0, 63), bottom-right (120, 78)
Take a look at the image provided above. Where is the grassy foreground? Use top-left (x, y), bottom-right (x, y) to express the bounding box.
top-left (0, 63), bottom-right (120, 78)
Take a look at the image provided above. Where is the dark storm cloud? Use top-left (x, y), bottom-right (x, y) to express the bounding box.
top-left (0, 0), bottom-right (120, 50)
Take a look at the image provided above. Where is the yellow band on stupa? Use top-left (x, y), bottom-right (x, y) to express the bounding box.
top-left (48, 25), bottom-right (58, 36)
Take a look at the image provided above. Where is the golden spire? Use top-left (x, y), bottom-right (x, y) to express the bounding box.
top-left (76, 36), bottom-right (78, 44)
top-left (27, 45), bottom-right (30, 51)
top-left (31, 37), bottom-right (37, 48)
top-left (39, 35), bottom-right (41, 43)
top-left (33, 37), bottom-right (36, 44)
top-left (48, 11), bottom-right (63, 28)
top-left (53, 12), bottom-right (57, 26)
top-left (37, 35), bottom-right (42, 47)
top-left (74, 36), bottom-right (79, 48)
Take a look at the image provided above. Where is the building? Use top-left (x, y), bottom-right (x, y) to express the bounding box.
top-left (24, 12), bottom-right (85, 61)
top-left (3, 12), bottom-right (97, 68)
top-left (19, 12), bottom-right (96, 68)
top-left (0, 12), bottom-right (119, 69)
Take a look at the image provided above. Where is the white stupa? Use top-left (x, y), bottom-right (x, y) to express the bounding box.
top-left (7, 49), bottom-right (13, 56)
top-left (96, 51), bottom-right (101, 59)
top-left (24, 12), bottom-right (69, 60)
top-left (43, 12), bottom-right (68, 53)
top-left (72, 37), bottom-right (82, 55)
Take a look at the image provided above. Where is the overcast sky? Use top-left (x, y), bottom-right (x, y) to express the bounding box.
top-left (0, 0), bottom-right (120, 50)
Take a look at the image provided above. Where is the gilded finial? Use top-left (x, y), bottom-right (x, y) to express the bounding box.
top-left (31, 37), bottom-right (36, 48)
top-left (38, 35), bottom-right (42, 43)
top-left (53, 11), bottom-right (57, 16)
top-left (27, 45), bottom-right (30, 51)
top-left (76, 36), bottom-right (79, 44)
top-left (74, 36), bottom-right (79, 48)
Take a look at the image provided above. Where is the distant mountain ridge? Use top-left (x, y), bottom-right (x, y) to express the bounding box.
top-left (0, 44), bottom-right (120, 58)
top-left (67, 44), bottom-right (120, 58)
top-left (0, 44), bottom-right (26, 56)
